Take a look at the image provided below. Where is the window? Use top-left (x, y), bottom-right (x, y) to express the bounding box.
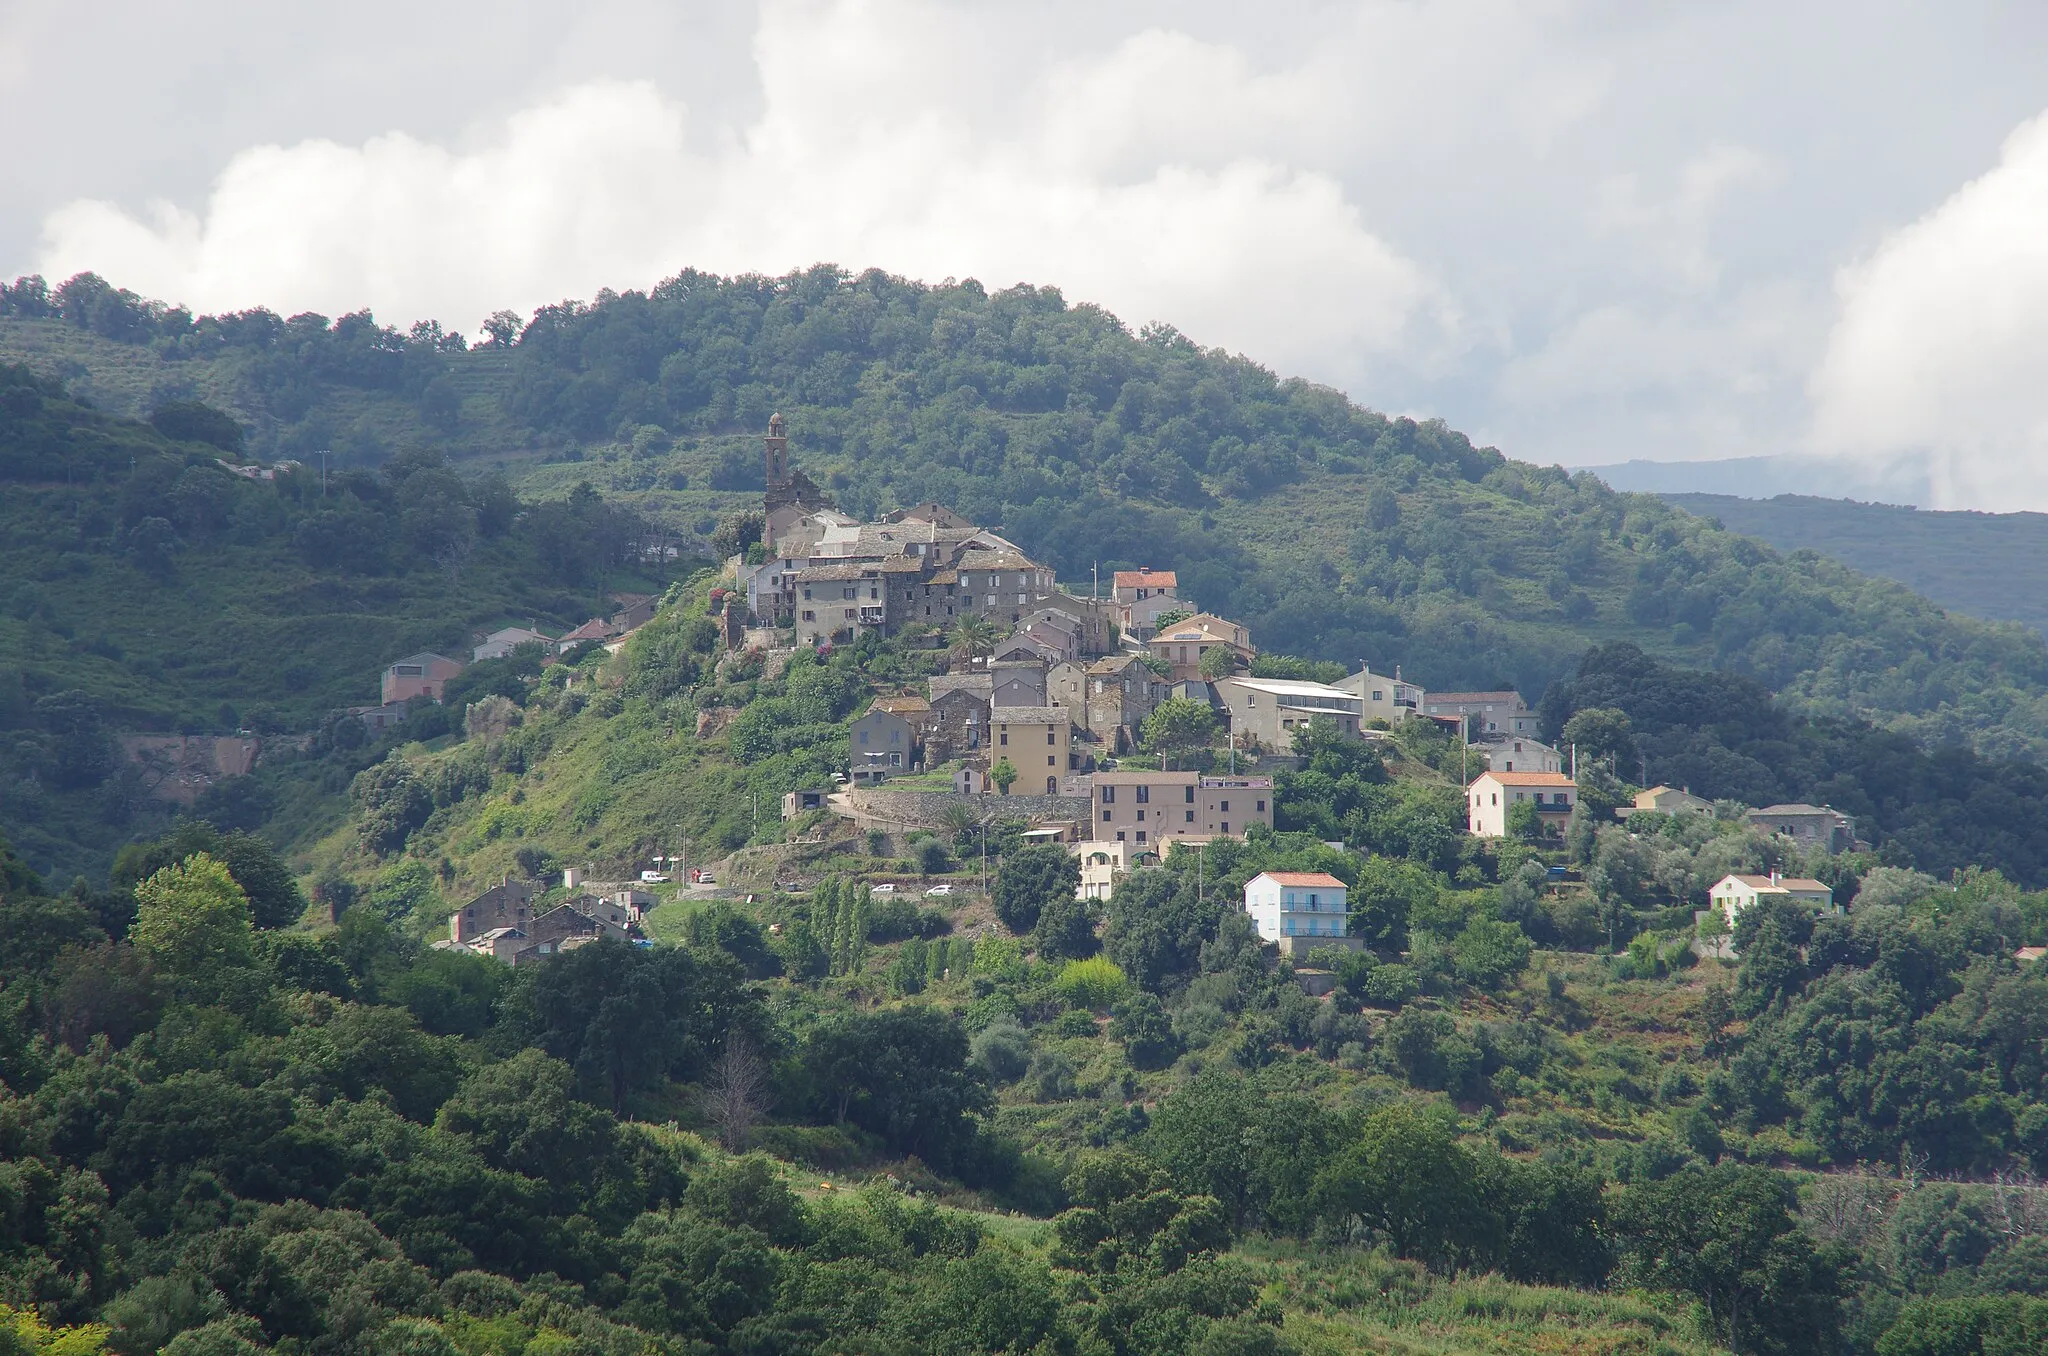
top-left (1115, 831), bottom-right (1126, 842)
top-left (1102, 809), bottom-right (1112, 822)
top-left (843, 587), bottom-right (856, 599)
top-left (1220, 821), bottom-right (1230, 833)
top-left (1135, 831), bottom-right (1147, 844)
top-left (1101, 786), bottom-right (1116, 804)
top-left (1000, 732), bottom-right (1009, 745)
top-left (858, 730), bottom-right (869, 745)
top-left (1184, 787), bottom-right (1195, 803)
top-left (1136, 785), bottom-right (1150, 804)
top-left (1047, 755), bottom-right (1055, 767)
top-left (1185, 810), bottom-right (1195, 823)
top-left (1256, 799), bottom-right (1266, 813)
top-left (1136, 809), bottom-right (1145, 821)
top-left (1046, 731), bottom-right (1056, 745)
top-left (1219, 800), bottom-right (1230, 812)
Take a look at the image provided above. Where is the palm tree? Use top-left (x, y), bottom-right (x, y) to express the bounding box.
top-left (950, 615), bottom-right (1000, 664)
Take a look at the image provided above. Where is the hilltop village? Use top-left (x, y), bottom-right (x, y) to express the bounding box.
top-left (370, 418), bottom-right (1872, 967)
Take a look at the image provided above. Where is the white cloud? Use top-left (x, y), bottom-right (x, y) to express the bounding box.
top-left (1810, 108), bottom-right (2048, 509)
top-left (35, 0), bottom-right (1442, 391)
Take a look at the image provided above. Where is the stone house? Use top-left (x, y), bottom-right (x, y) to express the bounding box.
top-left (991, 659), bottom-right (1049, 708)
top-left (448, 880), bottom-right (540, 945)
top-left (1050, 653), bottom-right (1165, 752)
top-left (1745, 804), bottom-right (1858, 854)
top-left (850, 697), bottom-right (927, 784)
top-left (924, 687), bottom-right (990, 764)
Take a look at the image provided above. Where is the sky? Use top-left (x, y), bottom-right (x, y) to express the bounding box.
top-left (7, 0), bottom-right (2048, 509)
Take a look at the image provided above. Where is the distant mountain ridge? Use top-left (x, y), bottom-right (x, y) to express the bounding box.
top-left (1582, 455), bottom-right (1932, 505)
top-left (1661, 492), bottom-right (2048, 638)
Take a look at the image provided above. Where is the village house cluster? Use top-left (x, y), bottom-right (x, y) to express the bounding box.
top-left (435, 877), bottom-right (657, 965)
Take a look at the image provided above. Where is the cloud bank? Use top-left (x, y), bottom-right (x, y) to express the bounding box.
top-left (36, 3), bottom-right (1441, 394)
top-left (1811, 110), bottom-right (2048, 508)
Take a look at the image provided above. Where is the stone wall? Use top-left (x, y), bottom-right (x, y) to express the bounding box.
top-left (847, 787), bottom-right (1091, 833)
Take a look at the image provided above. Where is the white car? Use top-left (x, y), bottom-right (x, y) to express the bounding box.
top-left (871, 883), bottom-right (897, 894)
top-left (924, 883), bottom-right (954, 897)
top-left (640, 871), bottom-right (670, 883)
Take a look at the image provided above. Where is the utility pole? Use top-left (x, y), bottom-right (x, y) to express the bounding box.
top-left (316, 449), bottom-right (329, 496)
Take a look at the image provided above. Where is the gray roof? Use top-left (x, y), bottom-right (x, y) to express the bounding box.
top-left (988, 705), bottom-right (1070, 725)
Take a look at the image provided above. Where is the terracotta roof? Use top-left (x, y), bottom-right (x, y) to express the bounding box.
top-left (1258, 872), bottom-right (1347, 888)
top-left (1114, 569), bottom-right (1177, 589)
top-left (557, 620), bottom-right (615, 643)
top-left (1474, 770), bottom-right (1575, 787)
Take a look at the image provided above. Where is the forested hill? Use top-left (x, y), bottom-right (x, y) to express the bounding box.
top-left (1664, 492), bottom-right (2048, 639)
top-left (7, 268), bottom-right (2048, 762)
top-left (0, 363), bottom-right (686, 880)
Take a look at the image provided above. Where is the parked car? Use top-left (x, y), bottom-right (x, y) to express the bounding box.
top-left (925, 883), bottom-right (954, 897)
top-left (871, 883), bottom-right (897, 894)
top-left (694, 872), bottom-right (715, 886)
top-left (641, 871), bottom-right (671, 883)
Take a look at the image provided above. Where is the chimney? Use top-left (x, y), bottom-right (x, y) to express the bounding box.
top-left (1770, 869), bottom-right (1780, 885)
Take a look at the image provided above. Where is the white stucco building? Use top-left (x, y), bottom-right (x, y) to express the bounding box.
top-left (1709, 872), bottom-right (1835, 927)
top-left (1244, 871), bottom-right (1361, 955)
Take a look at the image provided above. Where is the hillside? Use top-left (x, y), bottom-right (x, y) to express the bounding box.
top-left (1665, 492), bottom-right (2048, 638)
top-left (9, 269), bottom-right (2048, 767)
top-left (0, 363), bottom-right (689, 881)
top-left (4, 573), bottom-right (2027, 1355)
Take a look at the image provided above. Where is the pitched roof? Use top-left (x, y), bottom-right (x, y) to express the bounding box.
top-left (795, 563), bottom-right (877, 581)
top-left (389, 651), bottom-right (461, 669)
top-left (955, 549), bottom-right (1042, 572)
top-left (1257, 871), bottom-right (1348, 888)
top-left (1723, 874), bottom-right (1832, 892)
top-left (989, 706), bottom-right (1069, 725)
top-left (558, 619), bottom-right (617, 643)
top-left (1425, 691), bottom-right (1526, 706)
top-left (1114, 569), bottom-right (1177, 589)
top-left (1749, 803), bottom-right (1843, 817)
top-left (1473, 771), bottom-right (1576, 787)
top-left (870, 696), bottom-right (931, 715)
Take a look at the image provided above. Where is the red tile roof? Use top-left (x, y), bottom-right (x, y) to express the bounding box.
top-left (1260, 871), bottom-right (1347, 888)
top-left (1115, 568), bottom-right (1177, 589)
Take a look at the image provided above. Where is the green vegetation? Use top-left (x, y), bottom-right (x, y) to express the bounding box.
top-left (4, 269), bottom-right (2048, 1354)
top-left (10, 269), bottom-right (2048, 764)
top-left (1667, 492), bottom-right (2048, 639)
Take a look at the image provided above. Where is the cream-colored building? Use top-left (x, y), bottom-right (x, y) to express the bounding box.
top-left (992, 705), bottom-right (1075, 796)
top-left (1092, 769), bottom-right (1273, 849)
top-left (1073, 839), bottom-right (1135, 901)
top-left (1710, 872), bottom-right (1834, 927)
top-left (1334, 664), bottom-right (1425, 725)
top-left (1632, 785), bottom-right (1714, 816)
top-left (1218, 676), bottom-right (1365, 751)
top-left (1466, 770), bottom-right (1577, 837)
top-left (1148, 614), bottom-right (1254, 681)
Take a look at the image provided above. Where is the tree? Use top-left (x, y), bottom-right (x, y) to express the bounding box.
top-left (148, 399), bottom-right (244, 453)
top-left (698, 1033), bottom-right (772, 1150)
top-left (1611, 1165), bottom-right (1842, 1356)
top-left (1051, 1150), bottom-right (1230, 1275)
top-left (349, 755), bottom-right (432, 855)
top-left (1313, 1102), bottom-right (1492, 1269)
top-left (950, 616), bottom-right (999, 664)
top-left (130, 853), bottom-right (254, 987)
top-left (710, 510), bottom-right (764, 561)
top-left (994, 843), bottom-right (1078, 934)
top-left (1196, 644), bottom-right (1239, 681)
top-left (802, 1007), bottom-right (989, 1168)
top-left (990, 758), bottom-right (1018, 796)
top-left (1141, 697), bottom-right (1221, 763)
top-left (112, 824), bottom-right (306, 930)
top-left (1035, 895), bottom-right (1099, 962)
top-left (1452, 918), bottom-right (1532, 990)
top-left (480, 309), bottom-right (523, 346)
top-left (1109, 993), bottom-right (1182, 1070)
top-left (1561, 706), bottom-right (1637, 771)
